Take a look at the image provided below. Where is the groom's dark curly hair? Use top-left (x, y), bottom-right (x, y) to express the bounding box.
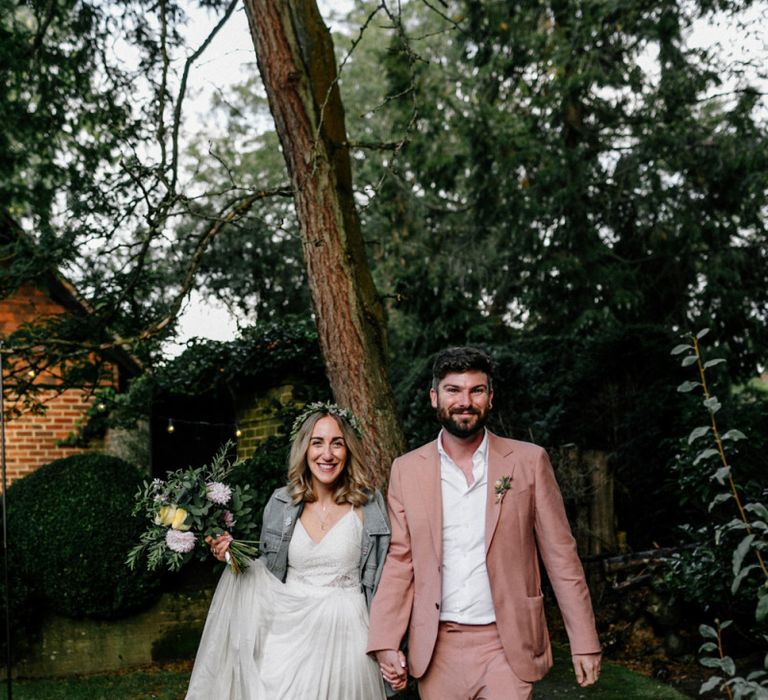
top-left (431, 346), bottom-right (493, 390)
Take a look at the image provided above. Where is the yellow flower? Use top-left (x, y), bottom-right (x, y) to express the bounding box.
top-left (155, 505), bottom-right (177, 526)
top-left (171, 507), bottom-right (191, 531)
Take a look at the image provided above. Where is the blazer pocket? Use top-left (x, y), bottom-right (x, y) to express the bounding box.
top-left (525, 594), bottom-right (547, 655)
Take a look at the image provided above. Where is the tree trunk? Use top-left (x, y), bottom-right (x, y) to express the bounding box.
top-left (243, 0), bottom-right (406, 479)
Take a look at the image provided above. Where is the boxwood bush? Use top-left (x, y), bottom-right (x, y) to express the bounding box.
top-left (6, 453), bottom-right (161, 620)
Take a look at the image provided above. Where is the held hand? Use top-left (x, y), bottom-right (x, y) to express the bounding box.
top-left (376, 649), bottom-right (407, 691)
top-left (572, 652), bottom-right (602, 687)
top-left (205, 533), bottom-right (233, 562)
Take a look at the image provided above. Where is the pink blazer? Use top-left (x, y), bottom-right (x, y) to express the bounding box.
top-left (367, 432), bottom-right (601, 682)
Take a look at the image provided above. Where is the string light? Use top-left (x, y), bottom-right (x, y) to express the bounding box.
top-left (27, 370), bottom-right (35, 378)
top-left (235, 426), bottom-right (243, 438)
top-left (166, 419), bottom-right (175, 435)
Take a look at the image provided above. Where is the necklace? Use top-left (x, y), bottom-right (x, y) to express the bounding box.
top-left (313, 502), bottom-right (332, 531)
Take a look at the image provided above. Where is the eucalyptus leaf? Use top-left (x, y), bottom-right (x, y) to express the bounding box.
top-left (733, 534), bottom-right (756, 576)
top-left (721, 657), bottom-right (736, 677)
top-left (693, 448), bottom-right (719, 465)
top-left (711, 465), bottom-right (731, 484)
top-left (688, 426), bottom-right (710, 444)
top-left (671, 344), bottom-right (692, 355)
top-left (703, 358), bottom-right (726, 369)
top-left (703, 396), bottom-right (722, 413)
top-left (746, 504), bottom-right (768, 521)
top-left (731, 565), bottom-right (757, 594)
top-left (757, 595), bottom-right (768, 624)
top-left (708, 493), bottom-right (732, 512)
top-left (699, 676), bottom-right (722, 693)
top-left (697, 328), bottom-right (711, 339)
top-left (682, 355), bottom-right (698, 367)
top-left (721, 429), bottom-right (747, 442)
top-left (699, 624), bottom-right (719, 640)
top-left (677, 380), bottom-right (700, 393)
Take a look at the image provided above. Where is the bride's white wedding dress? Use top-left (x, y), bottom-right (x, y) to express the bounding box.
top-left (186, 507), bottom-right (386, 700)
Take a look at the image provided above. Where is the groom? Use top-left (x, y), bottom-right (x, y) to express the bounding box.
top-left (367, 347), bottom-right (601, 699)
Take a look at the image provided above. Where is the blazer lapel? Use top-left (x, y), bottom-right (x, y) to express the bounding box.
top-left (485, 432), bottom-right (516, 553)
top-left (414, 441), bottom-right (443, 562)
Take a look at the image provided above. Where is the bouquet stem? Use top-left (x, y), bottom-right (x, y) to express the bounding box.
top-left (225, 539), bottom-right (260, 574)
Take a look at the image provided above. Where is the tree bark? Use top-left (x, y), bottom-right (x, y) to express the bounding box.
top-left (243, 0), bottom-right (406, 479)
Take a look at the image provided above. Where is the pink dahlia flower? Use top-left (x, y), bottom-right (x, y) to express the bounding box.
top-left (166, 529), bottom-right (196, 553)
top-left (206, 481), bottom-right (232, 506)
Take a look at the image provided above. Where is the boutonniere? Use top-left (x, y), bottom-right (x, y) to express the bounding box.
top-left (494, 475), bottom-right (513, 504)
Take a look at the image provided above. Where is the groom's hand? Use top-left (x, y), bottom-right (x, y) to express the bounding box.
top-left (572, 652), bottom-right (601, 687)
top-left (376, 649), bottom-right (407, 691)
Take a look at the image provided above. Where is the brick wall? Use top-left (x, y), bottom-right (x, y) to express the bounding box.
top-left (1, 283), bottom-right (122, 486)
top-left (235, 384), bottom-right (294, 460)
top-left (0, 282), bottom-right (67, 335)
top-left (2, 388), bottom-right (105, 483)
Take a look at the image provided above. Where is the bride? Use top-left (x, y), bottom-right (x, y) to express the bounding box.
top-left (186, 402), bottom-right (401, 699)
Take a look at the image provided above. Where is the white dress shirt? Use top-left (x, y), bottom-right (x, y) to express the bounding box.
top-left (438, 429), bottom-right (496, 624)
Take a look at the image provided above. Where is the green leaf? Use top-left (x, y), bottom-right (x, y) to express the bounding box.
top-left (688, 426), bottom-right (710, 444)
top-left (681, 355), bottom-right (698, 367)
top-left (721, 657), bottom-right (736, 677)
top-left (703, 396), bottom-right (721, 413)
top-left (693, 448), bottom-right (719, 465)
top-left (721, 429), bottom-right (747, 442)
top-left (699, 624), bottom-right (718, 640)
top-left (708, 493), bottom-right (732, 511)
top-left (711, 465), bottom-right (731, 484)
top-left (757, 595), bottom-right (768, 624)
top-left (697, 328), bottom-right (711, 339)
top-left (671, 344), bottom-right (692, 355)
top-left (731, 565), bottom-right (757, 594)
top-left (745, 503), bottom-right (768, 521)
top-left (699, 642), bottom-right (718, 653)
top-left (733, 534), bottom-right (756, 576)
top-left (699, 676), bottom-right (722, 693)
top-left (677, 380), bottom-right (700, 393)
top-left (746, 670), bottom-right (767, 681)
top-left (703, 358), bottom-right (726, 369)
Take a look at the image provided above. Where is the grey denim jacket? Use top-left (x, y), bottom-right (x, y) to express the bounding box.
top-left (259, 486), bottom-right (391, 609)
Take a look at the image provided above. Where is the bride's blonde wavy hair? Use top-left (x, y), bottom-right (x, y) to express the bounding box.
top-left (287, 409), bottom-right (376, 506)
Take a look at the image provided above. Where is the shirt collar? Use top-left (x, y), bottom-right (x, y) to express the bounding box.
top-left (437, 428), bottom-right (489, 465)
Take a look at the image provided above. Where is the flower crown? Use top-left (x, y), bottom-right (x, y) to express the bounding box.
top-left (290, 401), bottom-right (363, 441)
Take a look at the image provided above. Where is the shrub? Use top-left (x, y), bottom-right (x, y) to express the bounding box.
top-left (7, 453), bottom-right (161, 620)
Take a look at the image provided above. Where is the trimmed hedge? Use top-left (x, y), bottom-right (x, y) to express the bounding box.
top-left (6, 453), bottom-right (161, 620)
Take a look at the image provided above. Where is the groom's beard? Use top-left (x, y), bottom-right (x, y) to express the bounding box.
top-left (436, 404), bottom-right (489, 439)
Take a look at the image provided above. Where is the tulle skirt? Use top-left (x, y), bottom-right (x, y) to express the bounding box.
top-left (186, 559), bottom-right (386, 699)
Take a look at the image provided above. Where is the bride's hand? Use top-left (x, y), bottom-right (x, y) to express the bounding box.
top-left (205, 533), bottom-right (233, 561)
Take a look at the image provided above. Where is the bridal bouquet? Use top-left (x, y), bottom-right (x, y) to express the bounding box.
top-left (127, 444), bottom-right (259, 574)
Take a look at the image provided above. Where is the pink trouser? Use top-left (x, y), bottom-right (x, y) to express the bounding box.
top-left (418, 622), bottom-right (533, 700)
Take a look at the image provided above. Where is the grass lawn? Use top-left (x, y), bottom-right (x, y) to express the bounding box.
top-left (0, 646), bottom-right (691, 699)
top-left (536, 646), bottom-right (691, 698)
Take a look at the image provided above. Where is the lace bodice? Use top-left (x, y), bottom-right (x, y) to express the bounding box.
top-left (287, 508), bottom-right (362, 589)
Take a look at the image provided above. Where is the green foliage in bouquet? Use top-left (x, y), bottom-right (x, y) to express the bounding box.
top-left (127, 444), bottom-right (259, 574)
top-left (6, 453), bottom-right (161, 620)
